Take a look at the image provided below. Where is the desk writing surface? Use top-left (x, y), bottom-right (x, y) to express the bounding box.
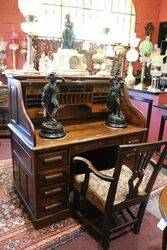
top-left (34, 120), bottom-right (147, 151)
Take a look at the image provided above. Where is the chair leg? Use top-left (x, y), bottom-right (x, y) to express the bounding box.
top-left (72, 189), bottom-right (80, 215)
top-left (132, 201), bottom-right (147, 234)
top-left (101, 215), bottom-right (110, 250)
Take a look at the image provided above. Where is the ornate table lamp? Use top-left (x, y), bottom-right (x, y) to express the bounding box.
top-left (9, 30), bottom-right (19, 70)
top-left (148, 46), bottom-right (165, 92)
top-left (125, 34), bottom-right (140, 87)
top-left (18, 0), bottom-right (41, 74)
top-left (135, 36), bottom-right (153, 90)
top-left (39, 73), bottom-right (66, 139)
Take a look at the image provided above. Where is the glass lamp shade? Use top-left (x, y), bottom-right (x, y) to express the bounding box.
top-left (21, 22), bottom-right (39, 34)
top-left (105, 45), bottom-right (115, 57)
top-left (126, 48), bottom-right (139, 62)
top-left (129, 37), bottom-right (141, 48)
top-left (139, 38), bottom-right (153, 56)
top-left (18, 0), bottom-right (42, 17)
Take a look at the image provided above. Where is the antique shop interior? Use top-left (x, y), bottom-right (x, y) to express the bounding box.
top-left (0, 0), bottom-right (167, 249)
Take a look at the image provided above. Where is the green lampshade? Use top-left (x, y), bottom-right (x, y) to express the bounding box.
top-left (139, 37), bottom-right (153, 56)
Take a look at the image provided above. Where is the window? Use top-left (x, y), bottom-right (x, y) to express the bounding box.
top-left (36, 0), bottom-right (136, 44)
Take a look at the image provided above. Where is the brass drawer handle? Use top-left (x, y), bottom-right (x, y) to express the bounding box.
top-left (128, 139), bottom-right (140, 144)
top-left (45, 173), bottom-right (63, 181)
top-left (45, 202), bottom-right (61, 210)
top-left (38, 111), bottom-right (44, 115)
top-left (126, 153), bottom-right (135, 158)
top-left (44, 187), bottom-right (62, 196)
top-left (44, 155), bottom-right (63, 164)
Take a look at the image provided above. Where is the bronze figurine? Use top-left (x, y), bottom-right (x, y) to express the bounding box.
top-left (105, 77), bottom-right (127, 128)
top-left (39, 73), bottom-right (66, 139)
top-left (62, 14), bottom-right (76, 49)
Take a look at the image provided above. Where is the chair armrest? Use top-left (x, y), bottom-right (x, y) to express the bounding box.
top-left (73, 156), bottom-right (114, 182)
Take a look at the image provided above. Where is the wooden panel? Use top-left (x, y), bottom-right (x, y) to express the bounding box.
top-left (13, 158), bottom-right (20, 189)
top-left (20, 167), bottom-right (28, 199)
top-left (13, 139), bottom-right (32, 173)
top-left (27, 178), bottom-right (35, 211)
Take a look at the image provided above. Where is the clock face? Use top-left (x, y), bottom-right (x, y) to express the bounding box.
top-left (69, 55), bottom-right (80, 69)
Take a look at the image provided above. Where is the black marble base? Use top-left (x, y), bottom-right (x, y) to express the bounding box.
top-left (39, 120), bottom-right (66, 139)
top-left (105, 114), bottom-right (127, 129)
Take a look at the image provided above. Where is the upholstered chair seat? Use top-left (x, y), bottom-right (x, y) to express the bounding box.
top-left (74, 165), bottom-right (147, 212)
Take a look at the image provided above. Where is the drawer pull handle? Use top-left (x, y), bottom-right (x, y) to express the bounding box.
top-left (44, 187), bottom-right (62, 196)
top-left (128, 139), bottom-right (140, 144)
top-left (44, 155), bottom-right (63, 164)
top-left (38, 111), bottom-right (44, 115)
top-left (45, 202), bottom-right (61, 211)
top-left (45, 173), bottom-right (63, 181)
top-left (126, 153), bottom-right (135, 158)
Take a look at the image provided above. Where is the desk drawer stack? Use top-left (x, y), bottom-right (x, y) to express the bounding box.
top-left (37, 149), bottom-right (70, 218)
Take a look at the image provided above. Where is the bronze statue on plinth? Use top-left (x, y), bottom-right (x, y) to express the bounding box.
top-left (39, 73), bottom-right (66, 139)
top-left (105, 77), bottom-right (127, 128)
top-left (62, 14), bottom-right (76, 49)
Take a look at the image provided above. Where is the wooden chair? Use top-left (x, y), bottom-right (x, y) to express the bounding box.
top-left (72, 140), bottom-right (167, 250)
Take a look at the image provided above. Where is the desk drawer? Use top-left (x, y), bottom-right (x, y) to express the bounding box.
top-left (39, 183), bottom-right (67, 199)
top-left (38, 196), bottom-right (67, 217)
top-left (38, 167), bottom-right (68, 187)
top-left (38, 150), bottom-right (68, 170)
top-left (71, 136), bottom-right (124, 155)
top-left (125, 133), bottom-right (144, 144)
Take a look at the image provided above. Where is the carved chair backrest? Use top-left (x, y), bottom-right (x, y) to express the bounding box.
top-left (106, 140), bottom-right (167, 208)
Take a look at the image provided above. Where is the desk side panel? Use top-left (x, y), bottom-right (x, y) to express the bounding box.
top-left (8, 78), bottom-right (36, 146)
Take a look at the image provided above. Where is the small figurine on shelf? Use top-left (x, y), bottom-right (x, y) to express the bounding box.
top-left (39, 73), bottom-right (66, 139)
top-left (105, 77), bottom-right (127, 128)
top-left (62, 14), bottom-right (75, 49)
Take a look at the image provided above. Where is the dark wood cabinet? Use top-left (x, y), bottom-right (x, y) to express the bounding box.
top-left (7, 74), bottom-right (147, 228)
top-left (0, 85), bottom-right (10, 137)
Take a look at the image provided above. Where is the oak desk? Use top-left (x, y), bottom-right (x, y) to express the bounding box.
top-left (7, 75), bottom-right (147, 228)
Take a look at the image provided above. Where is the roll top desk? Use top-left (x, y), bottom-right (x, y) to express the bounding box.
top-left (7, 74), bottom-right (147, 228)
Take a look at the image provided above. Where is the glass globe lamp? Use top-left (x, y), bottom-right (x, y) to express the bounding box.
top-left (125, 34), bottom-right (140, 87)
top-left (135, 36), bottom-right (153, 90)
top-left (125, 48), bottom-right (139, 87)
top-left (18, 0), bottom-right (42, 74)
